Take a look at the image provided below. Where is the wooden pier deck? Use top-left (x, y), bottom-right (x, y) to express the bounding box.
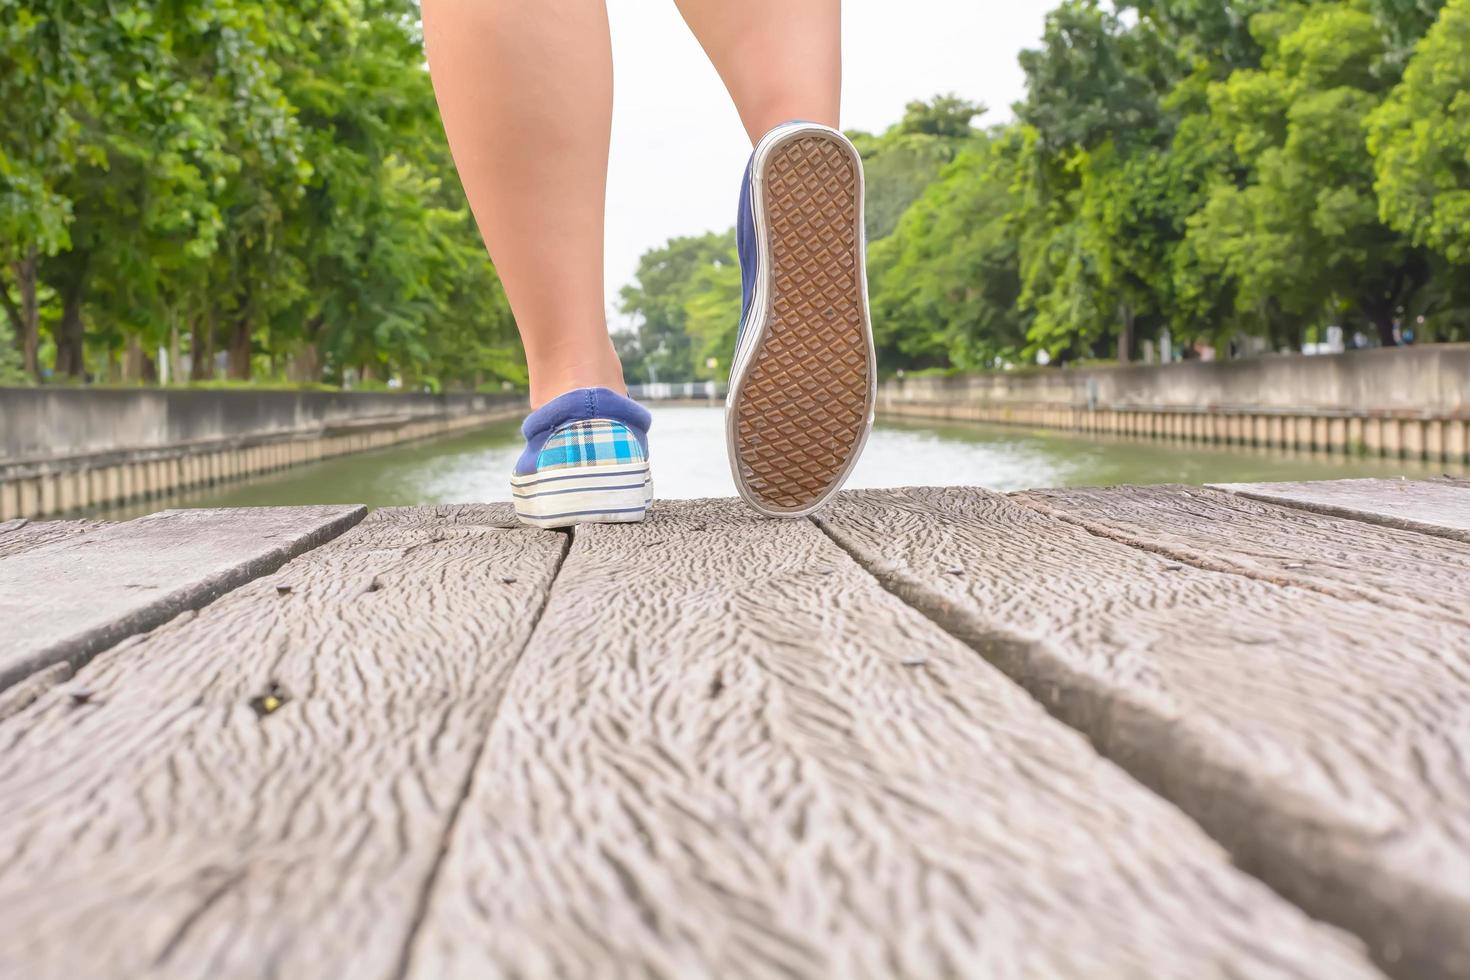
top-left (1, 478), bottom-right (1468, 979)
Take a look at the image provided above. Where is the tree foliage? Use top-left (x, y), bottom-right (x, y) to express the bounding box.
top-left (0, 0), bottom-right (519, 389)
top-left (849, 96), bottom-right (987, 241)
top-left (617, 230), bottom-right (735, 384)
top-left (623, 0), bottom-right (1470, 383)
top-left (868, 140), bottom-right (1027, 370)
top-left (1187, 1), bottom-right (1428, 346)
top-left (1368, 0), bottom-right (1470, 263)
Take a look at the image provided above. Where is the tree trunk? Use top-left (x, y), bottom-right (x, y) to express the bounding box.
top-left (120, 336), bottom-right (158, 384)
top-left (167, 320), bottom-right (181, 385)
top-left (10, 251), bottom-right (41, 380)
top-left (1, 266), bottom-right (26, 368)
top-left (191, 310), bottom-right (216, 380)
top-left (227, 313), bottom-right (252, 380)
top-left (54, 277), bottom-right (87, 380)
top-left (1371, 314), bottom-right (1397, 348)
top-left (1117, 303), bottom-right (1135, 364)
top-left (288, 341), bottom-right (321, 384)
top-left (122, 335), bottom-right (145, 383)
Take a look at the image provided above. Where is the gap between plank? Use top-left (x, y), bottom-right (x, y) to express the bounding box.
top-left (389, 527), bottom-right (574, 980)
top-left (807, 514), bottom-right (1386, 972)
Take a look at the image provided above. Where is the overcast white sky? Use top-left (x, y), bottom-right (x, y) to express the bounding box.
top-left (602, 0), bottom-right (1053, 323)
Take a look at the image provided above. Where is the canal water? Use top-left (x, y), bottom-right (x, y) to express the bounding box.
top-left (99, 406), bottom-right (1464, 518)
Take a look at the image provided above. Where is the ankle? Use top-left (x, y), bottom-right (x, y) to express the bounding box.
top-left (528, 357), bottom-right (626, 408)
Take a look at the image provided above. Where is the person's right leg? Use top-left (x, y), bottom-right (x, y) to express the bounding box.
top-left (671, 0), bottom-right (841, 143)
top-left (674, 0), bottom-right (875, 518)
top-left (422, 0), bottom-right (623, 409)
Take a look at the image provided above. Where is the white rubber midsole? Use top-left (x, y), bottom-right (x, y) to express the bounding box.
top-left (512, 462), bottom-right (653, 528)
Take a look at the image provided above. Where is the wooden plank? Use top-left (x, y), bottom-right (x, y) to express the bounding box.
top-left (0, 506), bottom-right (564, 979)
top-left (1211, 478), bottom-right (1470, 542)
top-left (0, 505), bottom-right (366, 691)
top-left (818, 487), bottom-right (1470, 980)
top-left (404, 500), bottom-right (1375, 978)
top-left (1014, 484), bottom-right (1470, 626)
top-left (0, 517), bottom-right (107, 560)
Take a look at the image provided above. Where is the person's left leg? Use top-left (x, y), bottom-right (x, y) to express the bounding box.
top-left (422, 0), bottom-right (623, 409)
top-left (674, 0), bottom-right (875, 518)
top-left (423, 0), bottom-right (653, 529)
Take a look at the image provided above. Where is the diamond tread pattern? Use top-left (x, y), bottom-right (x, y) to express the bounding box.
top-left (733, 133), bottom-right (871, 512)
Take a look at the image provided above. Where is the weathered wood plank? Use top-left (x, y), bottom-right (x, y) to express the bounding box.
top-left (0, 505), bottom-right (366, 691)
top-left (1014, 484), bottom-right (1470, 625)
top-left (818, 487), bottom-right (1470, 980)
top-left (0, 517), bottom-right (106, 559)
top-left (0, 524), bottom-right (110, 717)
top-left (1211, 477), bottom-right (1470, 542)
top-left (0, 506), bottom-right (564, 980)
top-left (405, 499), bottom-right (1375, 978)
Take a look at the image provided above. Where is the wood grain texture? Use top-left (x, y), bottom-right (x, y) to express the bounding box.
top-left (406, 498), bottom-right (1376, 979)
top-left (0, 517), bottom-right (106, 559)
top-left (0, 506), bottom-right (565, 980)
top-left (818, 487), bottom-right (1470, 980)
top-left (1212, 478), bottom-right (1470, 542)
top-left (0, 505), bottom-right (367, 691)
top-left (1014, 484), bottom-right (1470, 626)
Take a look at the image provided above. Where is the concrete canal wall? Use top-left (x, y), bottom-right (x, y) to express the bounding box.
top-left (0, 388), bottom-right (523, 520)
top-left (880, 345), bottom-right (1470, 463)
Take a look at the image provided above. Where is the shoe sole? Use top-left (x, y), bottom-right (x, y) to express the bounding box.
top-left (511, 462), bottom-right (653, 529)
top-left (726, 123), bottom-right (875, 518)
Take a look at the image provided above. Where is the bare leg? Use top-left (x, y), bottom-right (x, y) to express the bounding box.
top-left (422, 0), bottom-right (623, 407)
top-left (672, 0), bottom-right (841, 143)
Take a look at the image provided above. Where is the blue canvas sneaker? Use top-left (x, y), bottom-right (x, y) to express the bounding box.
top-left (726, 120), bottom-right (876, 517)
top-left (511, 387), bottom-right (653, 529)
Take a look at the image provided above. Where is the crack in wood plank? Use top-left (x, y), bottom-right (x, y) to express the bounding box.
top-left (389, 528), bottom-right (572, 980)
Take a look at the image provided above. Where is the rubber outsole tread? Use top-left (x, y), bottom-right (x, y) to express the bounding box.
top-left (731, 132), bottom-right (872, 513)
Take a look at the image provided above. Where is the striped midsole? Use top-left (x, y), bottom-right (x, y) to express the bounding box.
top-left (510, 464), bottom-right (648, 490)
top-left (512, 461), bottom-right (652, 525)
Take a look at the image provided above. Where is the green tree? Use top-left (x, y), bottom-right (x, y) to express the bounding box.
top-left (1367, 0), bottom-right (1449, 65)
top-left (683, 257), bottom-right (742, 380)
top-left (848, 95), bottom-right (985, 240)
top-left (1, 0), bottom-right (91, 378)
top-left (0, 0), bottom-right (520, 389)
top-left (868, 141), bottom-right (1027, 370)
top-left (1368, 0), bottom-right (1470, 263)
top-left (619, 230), bottom-right (735, 383)
top-left (1126, 0), bottom-right (1278, 73)
top-left (1017, 0), bottom-right (1167, 155)
top-left (1010, 0), bottom-right (1174, 360)
top-left (1189, 1), bottom-right (1428, 346)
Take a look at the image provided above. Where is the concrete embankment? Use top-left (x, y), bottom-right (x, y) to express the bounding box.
top-left (880, 345), bottom-right (1470, 463)
top-left (0, 388), bottom-right (523, 520)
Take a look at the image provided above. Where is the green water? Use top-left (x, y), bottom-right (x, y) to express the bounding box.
top-left (95, 406), bottom-right (1466, 519)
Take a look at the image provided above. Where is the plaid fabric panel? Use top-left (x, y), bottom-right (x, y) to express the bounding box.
top-left (537, 419), bottom-right (645, 472)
